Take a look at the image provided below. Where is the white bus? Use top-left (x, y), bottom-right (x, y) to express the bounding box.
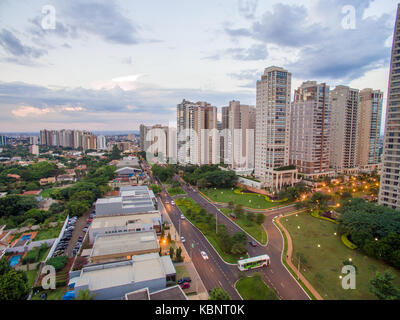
top-left (238, 255), bottom-right (270, 271)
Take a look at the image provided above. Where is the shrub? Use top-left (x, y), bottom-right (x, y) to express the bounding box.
top-left (46, 256), bottom-right (68, 271)
top-left (341, 233), bottom-right (358, 250)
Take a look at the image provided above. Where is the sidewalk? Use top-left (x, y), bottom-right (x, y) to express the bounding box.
top-left (159, 197), bottom-right (209, 299)
top-left (275, 213), bottom-right (323, 300)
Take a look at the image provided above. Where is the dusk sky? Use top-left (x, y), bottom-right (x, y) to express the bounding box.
top-left (0, 0), bottom-right (398, 132)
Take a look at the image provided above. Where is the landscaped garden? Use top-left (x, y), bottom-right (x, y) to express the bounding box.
top-left (175, 197), bottom-right (249, 264)
top-left (220, 208), bottom-right (267, 244)
top-left (167, 186), bottom-right (186, 197)
top-left (236, 273), bottom-right (279, 300)
top-left (35, 224), bottom-right (63, 241)
top-left (281, 211), bottom-right (400, 300)
top-left (201, 188), bottom-right (289, 210)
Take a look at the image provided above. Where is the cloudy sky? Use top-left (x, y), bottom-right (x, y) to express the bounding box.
top-left (0, 0), bottom-right (398, 132)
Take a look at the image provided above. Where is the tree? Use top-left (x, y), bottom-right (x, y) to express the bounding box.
top-left (233, 204), bottom-right (244, 219)
top-left (256, 213), bottom-right (266, 225)
top-left (369, 271), bottom-right (400, 300)
top-left (209, 288), bottom-right (232, 300)
top-left (175, 247), bottom-right (183, 262)
top-left (169, 247), bottom-right (175, 260)
top-left (232, 232), bottom-right (247, 246)
top-left (197, 178), bottom-right (208, 189)
top-left (65, 201), bottom-right (89, 217)
top-left (247, 211), bottom-right (255, 221)
top-left (0, 268), bottom-right (29, 300)
top-left (231, 242), bottom-right (247, 255)
top-left (46, 256), bottom-right (68, 271)
top-left (109, 145), bottom-right (122, 161)
top-left (0, 258), bottom-right (11, 276)
top-left (149, 184), bottom-right (162, 194)
top-left (76, 289), bottom-right (96, 300)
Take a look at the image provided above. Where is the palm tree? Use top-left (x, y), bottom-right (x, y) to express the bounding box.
top-left (76, 289), bottom-right (96, 300)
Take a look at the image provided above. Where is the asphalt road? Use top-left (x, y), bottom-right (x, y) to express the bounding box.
top-left (150, 172), bottom-right (309, 300)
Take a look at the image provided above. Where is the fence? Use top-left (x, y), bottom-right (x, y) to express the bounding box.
top-left (45, 215), bottom-right (69, 262)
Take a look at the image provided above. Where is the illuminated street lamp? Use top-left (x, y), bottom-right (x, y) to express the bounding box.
top-left (317, 244), bottom-right (321, 248)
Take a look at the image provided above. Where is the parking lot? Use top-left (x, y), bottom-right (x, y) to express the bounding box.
top-left (65, 207), bottom-right (94, 257)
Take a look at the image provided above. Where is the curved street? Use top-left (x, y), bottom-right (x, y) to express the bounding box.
top-left (153, 171), bottom-right (310, 300)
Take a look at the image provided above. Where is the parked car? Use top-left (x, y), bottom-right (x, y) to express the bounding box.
top-left (200, 251), bottom-right (209, 260)
top-left (179, 282), bottom-right (190, 289)
top-left (249, 240), bottom-right (258, 247)
top-left (178, 277), bottom-right (192, 284)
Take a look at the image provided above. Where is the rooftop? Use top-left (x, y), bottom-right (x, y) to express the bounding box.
top-left (124, 285), bottom-right (187, 301)
top-left (76, 253), bottom-right (174, 291)
top-left (90, 213), bottom-right (161, 230)
top-left (91, 230), bottom-right (159, 258)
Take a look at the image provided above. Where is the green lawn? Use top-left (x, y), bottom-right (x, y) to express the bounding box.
top-left (35, 225), bottom-right (63, 241)
top-left (236, 274), bottom-right (279, 300)
top-left (201, 188), bottom-right (288, 210)
top-left (220, 208), bottom-right (267, 245)
top-left (281, 211), bottom-right (400, 300)
top-left (25, 269), bottom-right (38, 288)
top-left (31, 287), bottom-right (67, 300)
top-left (176, 197), bottom-right (244, 264)
top-left (167, 186), bottom-right (186, 197)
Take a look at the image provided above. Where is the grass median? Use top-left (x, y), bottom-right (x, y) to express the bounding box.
top-left (175, 197), bottom-right (244, 264)
top-left (201, 188), bottom-right (288, 210)
top-left (236, 273), bottom-right (279, 300)
top-left (220, 208), bottom-right (267, 245)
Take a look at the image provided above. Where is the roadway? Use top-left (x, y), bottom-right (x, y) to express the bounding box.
top-left (151, 172), bottom-right (309, 300)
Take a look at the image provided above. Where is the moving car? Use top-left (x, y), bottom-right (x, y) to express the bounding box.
top-left (180, 236), bottom-right (186, 243)
top-left (200, 251), bottom-right (209, 260)
top-left (180, 214), bottom-right (185, 220)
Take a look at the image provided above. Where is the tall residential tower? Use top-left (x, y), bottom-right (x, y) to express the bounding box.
top-left (255, 66), bottom-right (298, 191)
top-left (379, 4), bottom-right (400, 211)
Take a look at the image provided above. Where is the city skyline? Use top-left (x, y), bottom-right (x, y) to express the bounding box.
top-left (0, 0), bottom-right (398, 132)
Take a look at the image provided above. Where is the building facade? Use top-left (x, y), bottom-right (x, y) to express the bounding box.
top-left (177, 99), bottom-right (218, 165)
top-left (255, 66), bottom-right (297, 191)
top-left (290, 81), bottom-right (332, 177)
top-left (221, 101), bottom-right (256, 170)
top-left (329, 86), bottom-right (360, 172)
top-left (380, 4), bottom-right (400, 211)
top-left (356, 88), bottom-right (383, 169)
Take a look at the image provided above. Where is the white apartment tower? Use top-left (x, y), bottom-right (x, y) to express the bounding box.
top-left (177, 99), bottom-right (218, 165)
top-left (380, 4), bottom-right (400, 211)
top-left (255, 67), bottom-right (298, 191)
top-left (330, 86), bottom-right (360, 173)
top-left (221, 100), bottom-right (256, 170)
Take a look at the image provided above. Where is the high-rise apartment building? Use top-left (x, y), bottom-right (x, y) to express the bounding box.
top-left (29, 145), bottom-right (39, 156)
top-left (140, 124), bottom-right (175, 163)
top-left (40, 129), bottom-right (97, 151)
top-left (329, 86), bottom-right (360, 173)
top-left (356, 89), bottom-right (383, 169)
top-left (0, 135), bottom-right (7, 146)
top-left (255, 67), bottom-right (298, 191)
top-left (177, 99), bottom-right (218, 165)
top-left (97, 135), bottom-right (107, 150)
top-left (290, 81), bottom-right (332, 177)
top-left (380, 4), bottom-right (400, 211)
top-left (221, 101), bottom-right (255, 170)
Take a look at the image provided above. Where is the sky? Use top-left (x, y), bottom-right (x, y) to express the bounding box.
top-left (0, 0), bottom-right (398, 132)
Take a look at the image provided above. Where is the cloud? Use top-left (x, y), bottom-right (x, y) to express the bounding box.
top-left (0, 80), bottom-right (255, 130)
top-left (65, 1), bottom-right (141, 45)
top-left (224, 0), bottom-right (393, 81)
top-left (238, 0), bottom-right (258, 19)
top-left (0, 29), bottom-right (47, 65)
top-left (205, 43), bottom-right (268, 61)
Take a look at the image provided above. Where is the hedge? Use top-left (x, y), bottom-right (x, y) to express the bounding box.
top-left (341, 233), bottom-right (358, 250)
top-left (311, 210), bottom-right (339, 225)
top-left (234, 188), bottom-right (288, 203)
